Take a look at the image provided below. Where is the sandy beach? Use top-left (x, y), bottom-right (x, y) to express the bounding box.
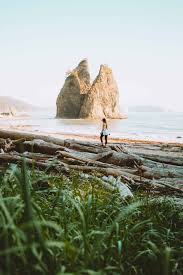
top-left (0, 124), bottom-right (183, 147)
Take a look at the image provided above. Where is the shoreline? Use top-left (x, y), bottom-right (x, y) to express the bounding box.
top-left (51, 131), bottom-right (183, 146)
top-left (0, 112), bottom-right (183, 145)
top-left (0, 126), bottom-right (183, 147)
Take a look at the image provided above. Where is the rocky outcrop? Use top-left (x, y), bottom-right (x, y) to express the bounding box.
top-left (56, 59), bottom-right (91, 118)
top-left (0, 96), bottom-right (34, 117)
top-left (79, 65), bottom-right (122, 118)
top-left (56, 59), bottom-right (122, 119)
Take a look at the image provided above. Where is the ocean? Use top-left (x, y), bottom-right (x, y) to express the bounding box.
top-left (0, 111), bottom-right (183, 143)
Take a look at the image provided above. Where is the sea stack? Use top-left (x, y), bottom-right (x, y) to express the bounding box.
top-left (56, 59), bottom-right (123, 119)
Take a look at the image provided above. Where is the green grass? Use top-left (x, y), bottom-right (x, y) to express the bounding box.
top-left (0, 161), bottom-right (182, 275)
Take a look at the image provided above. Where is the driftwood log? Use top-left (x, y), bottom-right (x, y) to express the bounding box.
top-left (0, 129), bottom-right (183, 197)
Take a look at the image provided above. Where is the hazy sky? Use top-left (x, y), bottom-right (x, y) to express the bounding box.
top-left (0, 0), bottom-right (183, 111)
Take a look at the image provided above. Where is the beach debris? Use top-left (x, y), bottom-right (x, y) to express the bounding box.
top-left (0, 129), bottom-right (182, 197)
top-left (102, 175), bottom-right (133, 198)
top-left (23, 139), bottom-right (62, 155)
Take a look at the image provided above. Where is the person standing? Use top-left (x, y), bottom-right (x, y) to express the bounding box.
top-left (100, 118), bottom-right (109, 146)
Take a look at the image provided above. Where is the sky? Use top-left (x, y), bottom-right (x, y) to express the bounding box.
top-left (0, 0), bottom-right (183, 111)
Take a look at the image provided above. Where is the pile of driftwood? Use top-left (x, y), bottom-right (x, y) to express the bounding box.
top-left (0, 129), bottom-right (183, 198)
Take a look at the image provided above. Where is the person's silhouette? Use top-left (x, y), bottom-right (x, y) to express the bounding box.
top-left (100, 118), bottom-right (109, 146)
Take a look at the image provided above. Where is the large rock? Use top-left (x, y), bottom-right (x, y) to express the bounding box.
top-left (79, 65), bottom-right (122, 118)
top-left (56, 60), bottom-right (122, 119)
top-left (56, 59), bottom-right (90, 118)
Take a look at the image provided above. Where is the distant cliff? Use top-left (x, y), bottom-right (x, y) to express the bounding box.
top-left (56, 59), bottom-right (123, 119)
top-left (0, 96), bottom-right (35, 117)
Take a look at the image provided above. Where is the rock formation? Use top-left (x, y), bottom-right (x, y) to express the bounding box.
top-left (56, 59), bottom-right (122, 119)
top-left (0, 96), bottom-right (34, 117)
top-left (56, 60), bottom-right (91, 118)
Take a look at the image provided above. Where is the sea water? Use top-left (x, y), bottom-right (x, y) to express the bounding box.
top-left (0, 111), bottom-right (182, 143)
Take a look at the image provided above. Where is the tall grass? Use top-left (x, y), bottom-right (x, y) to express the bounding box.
top-left (0, 162), bottom-right (182, 274)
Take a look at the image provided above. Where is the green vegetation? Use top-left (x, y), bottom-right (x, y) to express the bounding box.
top-left (0, 161), bottom-right (182, 275)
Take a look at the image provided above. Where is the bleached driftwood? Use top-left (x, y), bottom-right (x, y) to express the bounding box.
top-left (0, 129), bottom-right (183, 197)
top-left (0, 129), bottom-right (65, 146)
top-left (23, 139), bottom-right (63, 155)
